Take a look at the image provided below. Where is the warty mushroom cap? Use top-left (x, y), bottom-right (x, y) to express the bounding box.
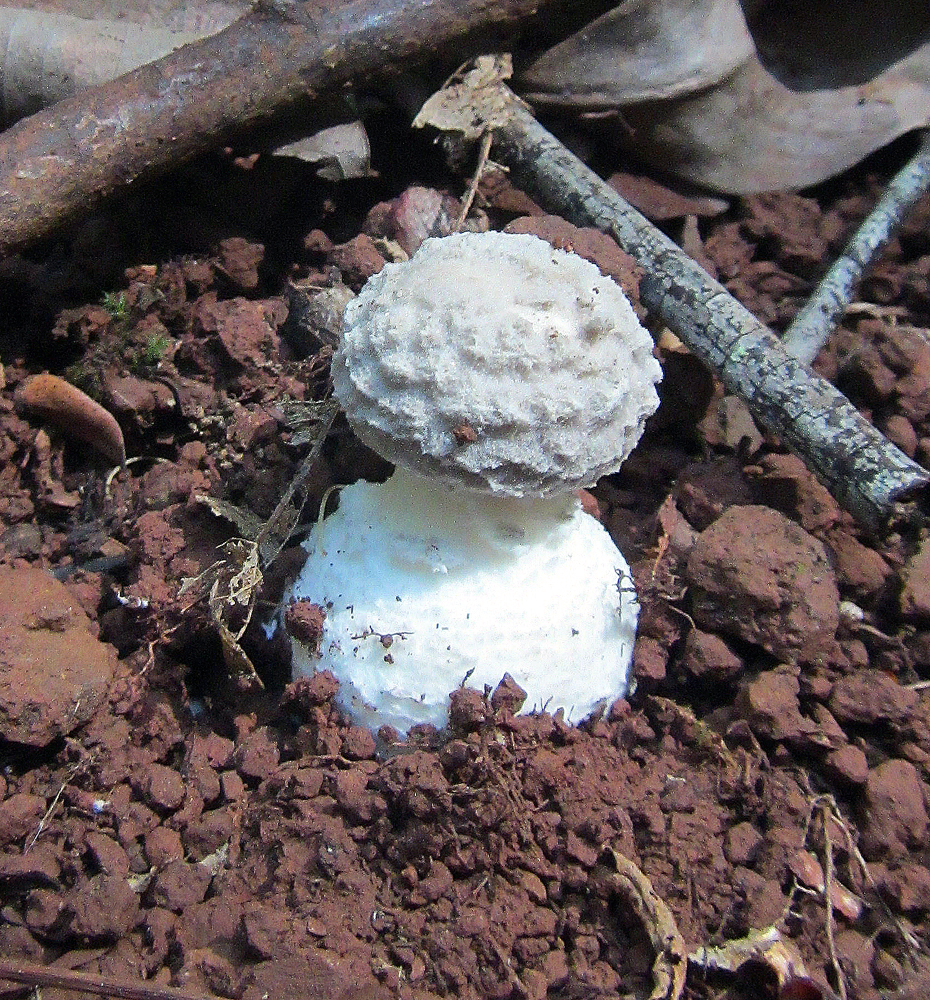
top-left (334, 230), bottom-right (662, 497)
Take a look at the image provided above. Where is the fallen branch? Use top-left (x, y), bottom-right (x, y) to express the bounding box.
top-left (0, 959), bottom-right (210, 1000)
top-left (0, 0), bottom-right (548, 255)
top-left (782, 130), bottom-right (930, 365)
top-left (0, 3), bottom-right (372, 178)
top-left (486, 90), bottom-right (930, 533)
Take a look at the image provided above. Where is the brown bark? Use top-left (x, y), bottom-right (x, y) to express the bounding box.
top-left (0, 0), bottom-right (544, 255)
top-left (490, 96), bottom-right (930, 533)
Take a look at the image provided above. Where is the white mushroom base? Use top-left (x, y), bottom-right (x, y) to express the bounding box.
top-left (287, 468), bottom-right (639, 734)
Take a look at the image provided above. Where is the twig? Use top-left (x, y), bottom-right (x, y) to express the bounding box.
top-left (23, 781), bottom-right (67, 853)
top-left (0, 959), bottom-right (211, 1000)
top-left (799, 794), bottom-right (920, 992)
top-left (105, 455), bottom-right (171, 497)
top-left (820, 805), bottom-right (848, 1000)
top-left (782, 131), bottom-right (930, 366)
top-left (487, 90), bottom-right (930, 533)
top-left (819, 796), bottom-right (921, 957)
top-left (453, 128), bottom-right (493, 232)
top-left (0, 0), bottom-right (550, 256)
top-left (24, 753), bottom-right (93, 852)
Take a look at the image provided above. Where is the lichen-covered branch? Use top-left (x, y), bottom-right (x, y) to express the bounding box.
top-left (490, 96), bottom-right (930, 533)
top-left (782, 130), bottom-right (930, 365)
top-left (0, 0), bottom-right (547, 255)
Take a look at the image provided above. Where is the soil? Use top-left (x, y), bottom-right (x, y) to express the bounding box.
top-left (1, 122), bottom-right (930, 1000)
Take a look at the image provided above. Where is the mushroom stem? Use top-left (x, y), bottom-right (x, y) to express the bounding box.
top-left (289, 466), bottom-right (639, 734)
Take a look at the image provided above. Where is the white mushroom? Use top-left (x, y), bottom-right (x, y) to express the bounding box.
top-left (287, 231), bottom-right (661, 734)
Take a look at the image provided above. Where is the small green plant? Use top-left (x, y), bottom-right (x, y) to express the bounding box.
top-left (142, 331), bottom-right (171, 366)
top-left (100, 291), bottom-right (128, 319)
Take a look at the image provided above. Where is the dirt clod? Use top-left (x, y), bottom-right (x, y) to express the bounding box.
top-left (900, 532), bottom-right (930, 620)
top-left (0, 564), bottom-right (117, 746)
top-left (491, 672), bottom-right (528, 713)
top-left (859, 758), bottom-right (930, 858)
top-left (829, 670), bottom-right (918, 725)
top-left (284, 600), bottom-right (326, 650)
top-left (677, 628), bottom-right (743, 682)
top-left (686, 505), bottom-right (840, 660)
top-left (66, 873), bottom-right (141, 941)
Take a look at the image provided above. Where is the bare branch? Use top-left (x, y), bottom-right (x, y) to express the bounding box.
top-left (0, 0), bottom-right (548, 256)
top-left (782, 130), bottom-right (930, 366)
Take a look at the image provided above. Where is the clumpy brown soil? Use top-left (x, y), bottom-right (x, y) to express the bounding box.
top-left (2, 129), bottom-right (930, 1000)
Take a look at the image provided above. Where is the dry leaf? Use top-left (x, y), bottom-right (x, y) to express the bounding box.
top-left (789, 849), bottom-right (826, 893)
top-left (414, 54), bottom-right (524, 139)
top-left (16, 372), bottom-right (126, 466)
top-left (519, 0), bottom-right (930, 193)
top-left (788, 848), bottom-right (864, 921)
top-left (196, 495), bottom-right (265, 541)
top-left (691, 924), bottom-right (808, 985)
top-left (600, 848), bottom-right (687, 1000)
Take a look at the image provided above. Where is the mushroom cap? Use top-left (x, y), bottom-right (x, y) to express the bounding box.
top-left (334, 231), bottom-right (662, 497)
